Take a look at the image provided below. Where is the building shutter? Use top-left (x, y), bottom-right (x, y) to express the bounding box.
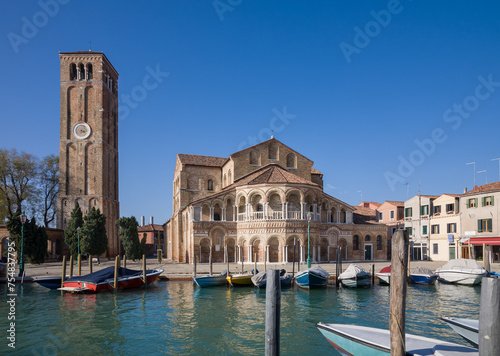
top-left (478, 219), bottom-right (483, 233)
top-left (482, 197), bottom-right (485, 207)
top-left (488, 219), bottom-right (492, 232)
top-left (466, 199), bottom-right (470, 208)
top-left (475, 198), bottom-right (478, 207)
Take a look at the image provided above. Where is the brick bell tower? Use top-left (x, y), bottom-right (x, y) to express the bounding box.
top-left (56, 51), bottom-right (120, 257)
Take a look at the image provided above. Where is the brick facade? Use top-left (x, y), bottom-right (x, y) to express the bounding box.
top-left (56, 51), bottom-right (120, 257)
top-left (166, 138), bottom-right (388, 264)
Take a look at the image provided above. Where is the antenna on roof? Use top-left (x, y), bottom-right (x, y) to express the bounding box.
top-left (89, 40), bottom-right (92, 51)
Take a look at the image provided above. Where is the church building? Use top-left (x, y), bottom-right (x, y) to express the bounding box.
top-left (56, 51), bottom-right (120, 257)
top-left (166, 138), bottom-right (387, 264)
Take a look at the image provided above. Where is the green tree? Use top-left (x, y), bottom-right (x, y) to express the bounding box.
top-left (6, 212), bottom-right (22, 263)
top-left (6, 212), bottom-right (47, 264)
top-left (64, 202), bottom-right (84, 258)
top-left (24, 217), bottom-right (47, 264)
top-left (116, 216), bottom-right (145, 260)
top-left (82, 207), bottom-right (108, 258)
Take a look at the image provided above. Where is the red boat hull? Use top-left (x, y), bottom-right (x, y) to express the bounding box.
top-left (63, 270), bottom-right (162, 292)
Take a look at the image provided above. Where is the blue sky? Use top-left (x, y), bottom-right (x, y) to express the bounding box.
top-left (1, 0), bottom-right (500, 224)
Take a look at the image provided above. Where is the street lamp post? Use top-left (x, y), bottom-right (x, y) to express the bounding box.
top-left (19, 213), bottom-right (27, 277)
top-left (307, 212), bottom-right (312, 268)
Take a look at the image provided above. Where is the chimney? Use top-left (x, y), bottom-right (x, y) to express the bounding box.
top-left (463, 187), bottom-right (467, 194)
top-left (150, 216), bottom-right (154, 225)
top-left (141, 216), bottom-right (145, 226)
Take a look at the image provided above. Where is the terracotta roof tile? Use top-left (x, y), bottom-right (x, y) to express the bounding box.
top-left (240, 164), bottom-right (319, 186)
top-left (138, 224), bottom-right (164, 232)
top-left (311, 167), bottom-right (322, 174)
top-left (178, 154), bottom-right (227, 167)
top-left (462, 181), bottom-right (500, 196)
top-left (384, 201), bottom-right (405, 207)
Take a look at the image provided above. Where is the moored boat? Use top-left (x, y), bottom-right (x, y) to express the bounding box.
top-left (227, 273), bottom-right (253, 286)
top-left (34, 276), bottom-right (68, 290)
top-left (316, 323), bottom-right (478, 356)
top-left (61, 266), bottom-right (163, 292)
top-left (410, 266), bottom-right (438, 285)
top-left (251, 269), bottom-right (292, 288)
top-left (295, 266), bottom-right (329, 289)
top-left (440, 316), bottom-right (478, 348)
top-left (193, 270), bottom-right (228, 287)
top-left (375, 266), bottom-right (391, 285)
top-left (339, 264), bottom-right (371, 288)
top-left (435, 259), bottom-right (486, 285)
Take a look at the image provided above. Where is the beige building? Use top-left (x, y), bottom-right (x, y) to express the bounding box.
top-left (428, 194), bottom-right (460, 261)
top-left (166, 138), bottom-right (388, 264)
top-left (404, 194), bottom-right (439, 260)
top-left (460, 182), bottom-right (500, 262)
top-left (377, 201), bottom-right (405, 259)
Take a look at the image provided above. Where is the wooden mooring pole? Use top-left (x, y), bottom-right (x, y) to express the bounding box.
top-left (226, 244), bottom-right (229, 275)
top-left (123, 255), bottom-right (126, 268)
top-left (292, 237), bottom-right (296, 278)
top-left (114, 255), bottom-right (119, 290)
top-left (69, 255), bottom-right (74, 278)
top-left (209, 247), bottom-right (213, 276)
top-left (142, 254), bottom-right (147, 287)
top-left (371, 263), bottom-right (375, 285)
top-left (61, 256), bottom-right (67, 289)
top-left (390, 229), bottom-right (409, 356)
top-left (254, 253), bottom-right (257, 275)
top-left (89, 255), bottom-right (93, 274)
top-left (335, 248), bottom-right (340, 288)
top-left (479, 277), bottom-right (500, 355)
top-left (265, 269), bottom-right (281, 356)
top-left (193, 252), bottom-right (197, 277)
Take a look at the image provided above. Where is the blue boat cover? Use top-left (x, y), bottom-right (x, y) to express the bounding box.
top-left (64, 266), bottom-right (155, 284)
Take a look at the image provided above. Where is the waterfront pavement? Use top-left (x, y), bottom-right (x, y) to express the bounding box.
top-left (21, 258), bottom-right (500, 280)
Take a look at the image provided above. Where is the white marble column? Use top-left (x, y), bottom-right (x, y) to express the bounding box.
top-left (318, 205), bottom-right (322, 222)
top-left (301, 202), bottom-right (306, 220)
top-left (209, 207), bottom-right (214, 221)
top-left (222, 207), bottom-right (226, 221)
top-left (301, 245), bottom-right (305, 262)
top-left (283, 245), bottom-right (288, 263)
top-left (224, 244), bottom-right (227, 263)
top-left (337, 211), bottom-right (341, 223)
top-left (233, 206), bottom-right (237, 221)
top-left (264, 202), bottom-right (269, 220)
top-left (266, 245), bottom-right (270, 263)
top-left (248, 245), bottom-right (253, 263)
top-left (317, 246), bottom-right (321, 262)
top-left (313, 204), bottom-right (318, 220)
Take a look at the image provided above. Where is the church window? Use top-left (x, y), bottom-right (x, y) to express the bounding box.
top-left (365, 235), bottom-right (371, 242)
top-left (86, 63), bottom-right (93, 80)
top-left (377, 236), bottom-right (383, 250)
top-left (353, 235), bottom-right (359, 250)
top-left (286, 153), bottom-right (296, 168)
top-left (214, 213), bottom-right (221, 221)
top-left (78, 63), bottom-right (85, 80)
top-left (250, 150), bottom-right (260, 165)
top-left (268, 143), bottom-right (278, 160)
top-left (69, 63), bottom-right (77, 80)
top-left (207, 179), bottom-right (213, 191)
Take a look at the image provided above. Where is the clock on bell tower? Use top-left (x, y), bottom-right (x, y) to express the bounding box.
top-left (56, 51), bottom-right (120, 257)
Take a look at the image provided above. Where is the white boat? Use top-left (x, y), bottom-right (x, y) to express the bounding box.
top-left (338, 264), bottom-right (371, 288)
top-left (410, 266), bottom-right (438, 285)
top-left (316, 323), bottom-right (478, 355)
top-left (435, 259), bottom-right (486, 285)
top-left (440, 317), bottom-right (478, 348)
top-left (375, 266), bottom-right (391, 285)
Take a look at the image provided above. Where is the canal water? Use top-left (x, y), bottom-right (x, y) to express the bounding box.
top-left (1, 281), bottom-right (480, 355)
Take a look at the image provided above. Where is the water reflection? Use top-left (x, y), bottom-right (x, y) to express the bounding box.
top-left (2, 279), bottom-right (483, 355)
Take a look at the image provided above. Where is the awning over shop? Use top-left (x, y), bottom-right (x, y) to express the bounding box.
top-left (463, 237), bottom-right (500, 245)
